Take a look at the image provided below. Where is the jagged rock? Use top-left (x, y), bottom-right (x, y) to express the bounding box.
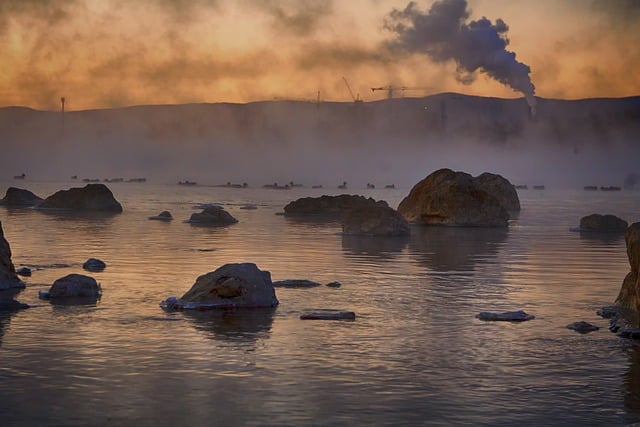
top-left (37, 183), bottom-right (123, 212)
top-left (616, 223), bottom-right (640, 313)
top-left (283, 194), bottom-right (388, 219)
top-left (149, 211), bottom-right (173, 221)
top-left (398, 169), bottom-right (510, 227)
top-left (44, 274), bottom-right (102, 299)
top-left (273, 279), bottom-right (323, 288)
top-left (342, 205), bottom-right (410, 236)
top-left (300, 309), bottom-right (356, 320)
top-left (0, 220), bottom-right (24, 291)
top-left (578, 214), bottom-right (628, 233)
top-left (188, 206), bottom-right (238, 225)
top-left (474, 172), bottom-right (521, 214)
top-left (476, 310), bottom-right (535, 321)
top-left (82, 258), bottom-right (106, 272)
top-left (160, 263), bottom-right (279, 310)
top-left (0, 187), bottom-right (44, 207)
top-left (566, 321), bottom-right (600, 333)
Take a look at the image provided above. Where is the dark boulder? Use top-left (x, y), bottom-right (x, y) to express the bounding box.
top-left (188, 207), bottom-right (237, 225)
top-left (342, 205), bottom-right (410, 236)
top-left (0, 299), bottom-right (30, 311)
top-left (273, 279), bottom-right (323, 288)
top-left (160, 263), bottom-right (279, 310)
top-left (83, 258), bottom-right (106, 272)
top-left (0, 221), bottom-right (25, 291)
top-left (283, 194), bottom-right (388, 219)
top-left (398, 169), bottom-right (510, 227)
top-left (37, 184), bottom-right (123, 212)
top-left (566, 321), bottom-right (599, 333)
top-left (579, 214), bottom-right (628, 233)
top-left (43, 274), bottom-right (102, 299)
top-left (0, 187), bottom-right (44, 207)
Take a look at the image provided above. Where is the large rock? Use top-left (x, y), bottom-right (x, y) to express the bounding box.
top-left (0, 221), bottom-right (25, 291)
top-left (616, 223), bottom-right (640, 312)
top-left (474, 172), bottom-right (520, 214)
top-left (188, 206), bottom-right (238, 225)
top-left (579, 214), bottom-right (628, 233)
top-left (0, 187), bottom-right (44, 207)
top-left (37, 184), bottom-right (123, 212)
top-left (161, 263), bottom-right (279, 310)
top-left (283, 194), bottom-right (388, 219)
top-left (46, 274), bottom-right (102, 298)
top-left (397, 169), bottom-right (510, 227)
top-left (342, 205), bottom-right (410, 236)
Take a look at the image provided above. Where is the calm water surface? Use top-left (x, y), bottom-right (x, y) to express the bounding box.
top-left (0, 180), bottom-right (639, 426)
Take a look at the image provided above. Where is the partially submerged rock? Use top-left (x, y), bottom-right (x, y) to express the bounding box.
top-left (0, 299), bottom-right (29, 311)
top-left (342, 205), bottom-right (410, 237)
top-left (37, 183), bottom-right (123, 212)
top-left (300, 309), bottom-right (356, 320)
top-left (476, 310), bottom-right (535, 321)
top-left (0, 187), bottom-right (44, 207)
top-left (0, 220), bottom-right (25, 291)
top-left (273, 279), bottom-right (323, 289)
top-left (188, 206), bottom-right (238, 225)
top-left (578, 214), bottom-right (628, 233)
top-left (82, 258), bottom-right (106, 272)
top-left (566, 321), bottom-right (600, 333)
top-left (42, 273), bottom-right (102, 299)
top-left (15, 267), bottom-right (31, 277)
top-left (283, 194), bottom-right (388, 219)
top-left (398, 169), bottom-right (512, 227)
top-left (160, 263), bottom-right (279, 310)
top-left (149, 211), bottom-right (173, 221)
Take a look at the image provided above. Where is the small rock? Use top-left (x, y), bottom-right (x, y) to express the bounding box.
top-left (325, 281), bottom-right (342, 288)
top-left (16, 267), bottom-right (32, 277)
top-left (300, 309), bottom-right (356, 320)
top-left (149, 211), bottom-right (173, 221)
top-left (47, 273), bottom-right (102, 298)
top-left (618, 328), bottom-right (640, 339)
top-left (272, 279), bottom-right (323, 289)
top-left (597, 306), bottom-right (619, 319)
top-left (566, 321), bottom-right (600, 333)
top-left (476, 310), bottom-right (535, 321)
top-left (83, 258), bottom-right (106, 272)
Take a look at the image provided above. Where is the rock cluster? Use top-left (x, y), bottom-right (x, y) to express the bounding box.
top-left (398, 169), bottom-right (518, 227)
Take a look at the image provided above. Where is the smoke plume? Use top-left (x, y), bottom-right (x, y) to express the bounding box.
top-left (385, 0), bottom-right (536, 109)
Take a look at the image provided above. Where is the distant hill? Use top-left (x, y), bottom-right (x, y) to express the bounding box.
top-left (1, 93), bottom-right (639, 187)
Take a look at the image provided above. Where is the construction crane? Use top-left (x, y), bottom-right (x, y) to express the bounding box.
top-left (342, 77), bottom-right (363, 105)
top-left (371, 85), bottom-right (432, 99)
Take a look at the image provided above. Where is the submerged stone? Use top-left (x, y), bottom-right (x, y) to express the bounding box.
top-left (149, 211), bottom-right (173, 221)
top-left (566, 321), bottom-right (600, 333)
top-left (476, 310), bottom-right (535, 322)
top-left (272, 279), bottom-right (323, 289)
top-left (83, 258), bottom-right (106, 272)
top-left (300, 309), bottom-right (356, 320)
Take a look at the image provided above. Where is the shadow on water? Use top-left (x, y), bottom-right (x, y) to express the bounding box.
top-left (578, 230), bottom-right (626, 245)
top-left (341, 234), bottom-right (409, 260)
top-left (183, 308), bottom-right (276, 342)
top-left (408, 225), bottom-right (509, 272)
top-left (623, 347), bottom-right (640, 422)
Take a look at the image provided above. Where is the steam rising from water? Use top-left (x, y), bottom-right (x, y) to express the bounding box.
top-left (385, 0), bottom-right (536, 111)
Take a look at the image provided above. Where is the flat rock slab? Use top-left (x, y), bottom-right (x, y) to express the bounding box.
top-left (273, 279), bottom-right (323, 289)
top-left (300, 309), bottom-right (356, 320)
top-left (566, 321), bottom-right (600, 333)
top-left (476, 310), bottom-right (535, 322)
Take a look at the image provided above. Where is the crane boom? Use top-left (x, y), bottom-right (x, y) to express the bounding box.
top-left (342, 77), bottom-right (358, 102)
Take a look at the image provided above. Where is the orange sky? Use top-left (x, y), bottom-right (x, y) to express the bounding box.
top-left (0, 0), bottom-right (638, 110)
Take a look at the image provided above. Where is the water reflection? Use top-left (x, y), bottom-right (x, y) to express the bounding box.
top-left (0, 289), bottom-right (25, 347)
top-left (183, 308), bottom-right (275, 343)
top-left (623, 347), bottom-right (640, 420)
top-left (578, 230), bottom-right (626, 245)
top-left (409, 226), bottom-right (508, 272)
top-left (341, 234), bottom-right (408, 260)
